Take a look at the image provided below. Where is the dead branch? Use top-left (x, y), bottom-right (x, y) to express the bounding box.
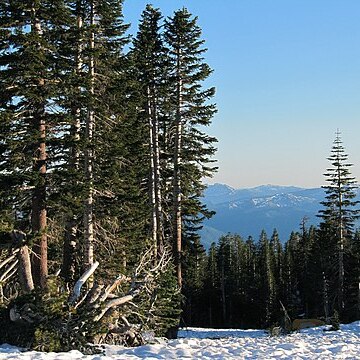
top-left (120, 315), bottom-right (131, 327)
top-left (0, 259), bottom-right (18, 283)
top-left (18, 246), bottom-right (34, 292)
top-left (94, 290), bottom-right (141, 322)
top-left (94, 246), bottom-right (172, 324)
top-left (150, 248), bottom-right (171, 273)
top-left (1, 265), bottom-right (18, 284)
top-left (134, 247), bottom-right (154, 276)
top-left (0, 250), bottom-right (19, 270)
top-left (74, 289), bottom-right (92, 310)
top-left (99, 274), bottom-right (130, 302)
top-left (70, 261), bottom-right (99, 304)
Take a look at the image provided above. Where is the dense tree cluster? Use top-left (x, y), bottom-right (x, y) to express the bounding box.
top-left (0, 0), bottom-right (359, 353)
top-left (183, 134), bottom-right (360, 329)
top-left (0, 1), bottom-right (216, 351)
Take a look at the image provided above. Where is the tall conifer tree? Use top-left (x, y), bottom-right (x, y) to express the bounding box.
top-left (131, 5), bottom-right (168, 257)
top-left (0, 0), bottom-right (69, 288)
top-left (164, 8), bottom-right (217, 287)
top-left (318, 131), bottom-right (360, 315)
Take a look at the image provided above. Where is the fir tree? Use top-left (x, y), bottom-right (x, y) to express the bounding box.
top-left (317, 131), bottom-right (360, 315)
top-left (131, 5), bottom-right (168, 257)
top-left (0, 0), bottom-right (70, 289)
top-left (164, 8), bottom-right (217, 288)
top-left (203, 242), bottom-right (221, 327)
top-left (257, 230), bottom-right (276, 326)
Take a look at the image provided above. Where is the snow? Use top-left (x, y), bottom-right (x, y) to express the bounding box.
top-left (1, 322), bottom-right (360, 359)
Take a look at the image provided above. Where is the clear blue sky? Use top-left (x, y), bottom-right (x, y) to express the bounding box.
top-left (123, 0), bottom-right (360, 188)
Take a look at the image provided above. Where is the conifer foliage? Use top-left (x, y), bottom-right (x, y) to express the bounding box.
top-left (0, 1), bottom-right (216, 351)
top-left (164, 9), bottom-right (217, 288)
top-left (317, 131), bottom-right (360, 317)
top-left (1, 0), bottom-right (359, 351)
top-left (182, 133), bottom-right (359, 330)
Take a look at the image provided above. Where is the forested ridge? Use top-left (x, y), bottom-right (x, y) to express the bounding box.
top-left (0, 0), bottom-right (359, 353)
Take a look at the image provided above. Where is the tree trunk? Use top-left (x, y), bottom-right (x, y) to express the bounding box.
top-left (358, 274), bottom-right (360, 319)
top-left (18, 246), bottom-right (35, 293)
top-left (31, 12), bottom-right (47, 289)
top-left (220, 261), bottom-right (226, 324)
top-left (338, 188), bottom-right (344, 313)
top-left (62, 217), bottom-right (78, 283)
top-left (323, 271), bottom-right (329, 322)
top-left (173, 50), bottom-right (183, 288)
top-left (62, 0), bottom-right (83, 283)
top-left (147, 86), bottom-right (158, 256)
top-left (84, 0), bottom-right (95, 269)
top-left (151, 85), bottom-right (164, 256)
top-left (173, 118), bottom-right (182, 288)
top-left (147, 81), bottom-right (164, 258)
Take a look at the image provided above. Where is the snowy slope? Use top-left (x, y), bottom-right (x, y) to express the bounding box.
top-left (1, 322), bottom-right (360, 359)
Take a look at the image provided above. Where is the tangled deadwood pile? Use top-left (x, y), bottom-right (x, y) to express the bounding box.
top-left (0, 231), bottom-right (176, 352)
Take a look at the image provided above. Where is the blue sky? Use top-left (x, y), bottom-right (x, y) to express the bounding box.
top-left (123, 1), bottom-right (360, 188)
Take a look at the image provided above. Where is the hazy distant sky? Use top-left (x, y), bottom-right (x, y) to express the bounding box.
top-left (123, 0), bottom-right (360, 188)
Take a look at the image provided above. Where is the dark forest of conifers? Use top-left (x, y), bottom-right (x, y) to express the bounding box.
top-left (0, 0), bottom-right (359, 352)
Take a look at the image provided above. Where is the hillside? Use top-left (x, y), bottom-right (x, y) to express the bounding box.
top-left (200, 183), bottom-right (360, 248)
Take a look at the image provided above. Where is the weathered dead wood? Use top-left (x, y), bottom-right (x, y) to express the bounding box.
top-left (99, 274), bottom-right (130, 302)
top-left (0, 250), bottom-right (19, 270)
top-left (94, 250), bottom-right (171, 323)
top-left (18, 246), bottom-right (34, 292)
top-left (74, 289), bottom-right (92, 310)
top-left (0, 260), bottom-right (18, 283)
top-left (108, 325), bottom-right (133, 334)
top-left (0, 264), bottom-right (18, 285)
top-left (94, 291), bottom-right (141, 322)
top-left (9, 306), bottom-right (21, 322)
top-left (70, 261), bottom-right (99, 304)
top-left (120, 315), bottom-right (131, 327)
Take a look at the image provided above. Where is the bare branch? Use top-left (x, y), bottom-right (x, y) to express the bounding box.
top-left (70, 261), bottom-right (99, 304)
top-left (100, 274), bottom-right (130, 302)
top-left (0, 259), bottom-right (19, 283)
top-left (1, 265), bottom-right (18, 284)
top-left (94, 290), bottom-right (140, 322)
top-left (0, 250), bottom-right (19, 271)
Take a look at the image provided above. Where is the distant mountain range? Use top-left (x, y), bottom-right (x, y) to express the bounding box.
top-left (199, 183), bottom-right (360, 249)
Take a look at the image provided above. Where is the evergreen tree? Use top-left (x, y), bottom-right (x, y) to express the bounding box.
top-left (257, 230), bottom-right (276, 326)
top-left (0, 0), bottom-right (70, 289)
top-left (296, 223), bottom-right (319, 317)
top-left (182, 236), bottom-right (207, 326)
top-left (164, 8), bottom-right (217, 288)
top-left (283, 232), bottom-right (302, 318)
top-left (242, 236), bottom-right (258, 327)
top-left (203, 242), bottom-right (221, 327)
top-left (270, 229), bottom-right (283, 305)
top-left (216, 233), bottom-right (247, 327)
top-left (0, 1), bottom-right (220, 347)
top-left (131, 5), bottom-right (168, 257)
top-left (345, 229), bottom-right (360, 320)
top-left (317, 131), bottom-right (360, 315)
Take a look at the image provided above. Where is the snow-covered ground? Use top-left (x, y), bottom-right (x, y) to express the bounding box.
top-left (1, 322), bottom-right (359, 359)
